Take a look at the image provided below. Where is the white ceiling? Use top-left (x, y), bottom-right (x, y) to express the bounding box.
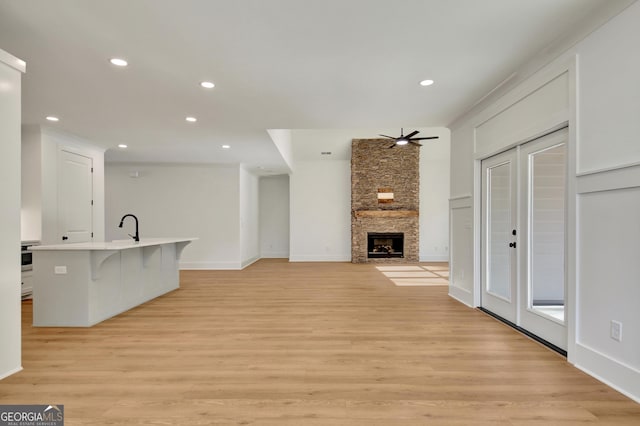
top-left (0, 0), bottom-right (624, 174)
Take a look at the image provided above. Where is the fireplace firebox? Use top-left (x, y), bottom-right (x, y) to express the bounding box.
top-left (367, 232), bottom-right (404, 258)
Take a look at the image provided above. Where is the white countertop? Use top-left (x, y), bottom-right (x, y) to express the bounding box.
top-left (30, 237), bottom-right (197, 251)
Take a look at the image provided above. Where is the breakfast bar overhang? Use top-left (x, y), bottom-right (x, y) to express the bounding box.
top-left (30, 238), bottom-right (196, 327)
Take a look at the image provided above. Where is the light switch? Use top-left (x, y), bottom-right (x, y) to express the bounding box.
top-left (54, 266), bottom-right (67, 274)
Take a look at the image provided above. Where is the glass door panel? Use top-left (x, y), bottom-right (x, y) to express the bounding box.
top-left (529, 144), bottom-right (566, 322)
top-left (487, 162), bottom-right (512, 301)
top-left (518, 127), bottom-right (568, 351)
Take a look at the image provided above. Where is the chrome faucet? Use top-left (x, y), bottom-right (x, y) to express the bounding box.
top-left (118, 214), bottom-right (139, 242)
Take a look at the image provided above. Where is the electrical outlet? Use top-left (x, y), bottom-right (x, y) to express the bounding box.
top-left (610, 320), bottom-right (622, 342)
top-left (54, 266), bottom-right (67, 275)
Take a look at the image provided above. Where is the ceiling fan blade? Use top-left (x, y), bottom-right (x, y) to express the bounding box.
top-left (404, 130), bottom-right (419, 139)
top-left (409, 141), bottom-right (423, 146)
top-left (410, 136), bottom-right (439, 141)
top-left (387, 142), bottom-right (397, 149)
top-left (379, 134), bottom-right (396, 139)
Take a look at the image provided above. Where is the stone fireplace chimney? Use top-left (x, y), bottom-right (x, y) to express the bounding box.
top-left (351, 139), bottom-right (419, 263)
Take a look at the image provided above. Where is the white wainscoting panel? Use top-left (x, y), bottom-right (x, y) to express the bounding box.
top-left (449, 196), bottom-right (474, 307)
top-left (576, 165), bottom-right (640, 401)
top-left (577, 0), bottom-right (640, 174)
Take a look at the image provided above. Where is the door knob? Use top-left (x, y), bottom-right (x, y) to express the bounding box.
top-left (62, 236), bottom-right (68, 241)
top-left (509, 242), bottom-right (516, 248)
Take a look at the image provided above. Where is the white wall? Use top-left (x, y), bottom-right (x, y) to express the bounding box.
top-left (267, 129), bottom-right (293, 172)
top-left (240, 166), bottom-right (260, 267)
top-left (289, 128), bottom-right (450, 262)
top-left (448, 1), bottom-right (640, 402)
top-left (290, 160), bottom-right (351, 261)
top-left (21, 126), bottom-right (106, 245)
top-left (419, 128), bottom-right (451, 261)
top-left (21, 127), bottom-right (42, 241)
top-left (105, 163), bottom-right (243, 269)
top-left (0, 49), bottom-right (24, 380)
top-left (259, 175), bottom-right (290, 258)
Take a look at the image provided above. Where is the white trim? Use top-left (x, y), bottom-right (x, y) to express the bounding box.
top-left (180, 261), bottom-right (242, 270)
top-left (43, 127), bottom-right (106, 153)
top-left (474, 120), bottom-right (570, 161)
top-left (260, 251), bottom-right (290, 259)
top-left (473, 157), bottom-right (482, 308)
top-left (0, 49), bottom-right (25, 73)
top-left (470, 57), bottom-right (576, 132)
top-left (576, 163), bottom-right (640, 194)
top-left (449, 196), bottom-right (472, 208)
top-left (0, 366), bottom-right (23, 381)
top-left (449, 197), bottom-right (474, 306)
top-left (448, 285), bottom-right (474, 308)
top-left (241, 256), bottom-right (260, 269)
top-left (576, 160), bottom-right (640, 178)
top-left (566, 56), bottom-right (579, 364)
top-left (574, 343), bottom-right (640, 404)
top-left (289, 255), bottom-right (351, 262)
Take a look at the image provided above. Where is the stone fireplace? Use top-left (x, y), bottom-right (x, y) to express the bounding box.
top-left (351, 139), bottom-right (419, 263)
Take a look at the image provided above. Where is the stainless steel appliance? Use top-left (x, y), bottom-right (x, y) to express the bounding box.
top-left (21, 242), bottom-right (37, 271)
top-left (21, 241), bottom-right (39, 299)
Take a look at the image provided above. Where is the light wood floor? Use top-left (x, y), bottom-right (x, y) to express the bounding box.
top-left (1, 259), bottom-right (639, 425)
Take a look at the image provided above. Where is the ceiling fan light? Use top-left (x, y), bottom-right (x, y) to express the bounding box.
top-left (110, 58), bottom-right (128, 67)
top-left (396, 139), bottom-right (409, 145)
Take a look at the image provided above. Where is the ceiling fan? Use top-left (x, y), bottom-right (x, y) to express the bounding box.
top-left (379, 128), bottom-right (439, 148)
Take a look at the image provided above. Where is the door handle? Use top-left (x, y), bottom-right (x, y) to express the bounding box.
top-left (62, 236), bottom-right (68, 241)
top-left (509, 242), bottom-right (516, 248)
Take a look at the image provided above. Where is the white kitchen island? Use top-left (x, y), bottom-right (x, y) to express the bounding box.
top-left (30, 238), bottom-right (196, 327)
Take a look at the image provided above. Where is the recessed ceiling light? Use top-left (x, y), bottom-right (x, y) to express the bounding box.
top-left (110, 58), bottom-right (128, 67)
top-left (118, 144), bottom-right (128, 148)
top-left (200, 81), bottom-right (215, 89)
top-left (45, 116), bottom-right (59, 122)
top-left (185, 117), bottom-right (197, 122)
top-left (222, 145), bottom-right (230, 149)
top-left (419, 79), bottom-right (434, 86)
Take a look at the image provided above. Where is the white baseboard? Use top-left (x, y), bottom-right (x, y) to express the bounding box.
top-left (0, 365), bottom-right (22, 381)
top-left (180, 261), bottom-right (242, 270)
top-left (260, 251), bottom-right (289, 258)
top-left (179, 257), bottom-right (269, 270)
top-left (448, 285), bottom-right (474, 307)
top-left (241, 256), bottom-right (260, 269)
top-left (574, 343), bottom-right (640, 404)
top-left (289, 255), bottom-right (351, 262)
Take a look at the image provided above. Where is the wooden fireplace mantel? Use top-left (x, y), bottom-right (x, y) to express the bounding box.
top-left (353, 210), bottom-right (418, 218)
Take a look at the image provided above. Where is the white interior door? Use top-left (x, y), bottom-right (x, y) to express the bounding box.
top-left (481, 148), bottom-right (518, 323)
top-left (518, 129), bottom-right (567, 350)
top-left (58, 150), bottom-right (93, 243)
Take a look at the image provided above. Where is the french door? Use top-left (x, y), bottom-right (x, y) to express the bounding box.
top-left (481, 149), bottom-right (518, 323)
top-left (481, 128), bottom-right (567, 350)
